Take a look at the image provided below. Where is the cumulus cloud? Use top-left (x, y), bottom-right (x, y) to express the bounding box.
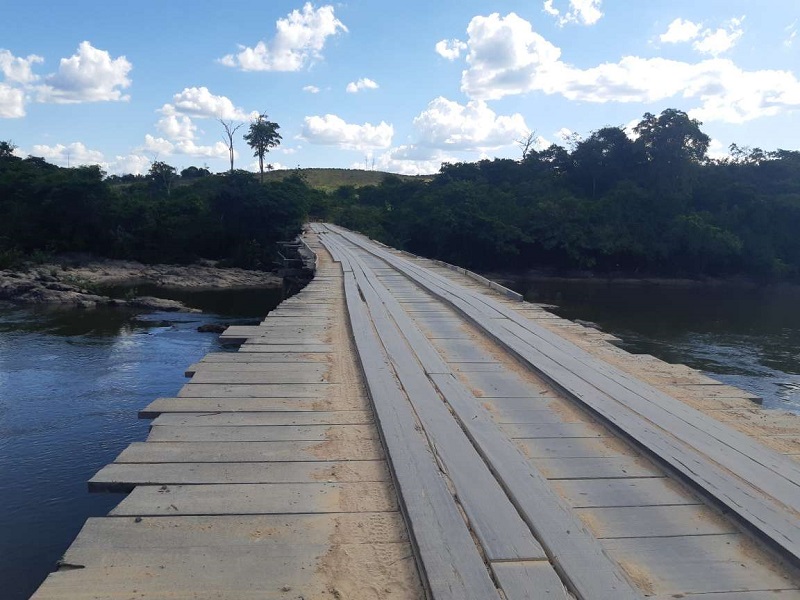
top-left (110, 154), bottom-right (151, 175)
top-left (219, 3), bottom-right (347, 71)
top-left (659, 17), bottom-right (744, 56)
top-left (345, 77), bottom-right (379, 93)
top-left (303, 85), bottom-right (320, 93)
top-left (161, 86), bottom-right (256, 121)
top-left (358, 145), bottom-right (455, 176)
top-left (0, 83), bottom-right (25, 117)
top-left (693, 18), bottom-right (744, 56)
top-left (30, 141), bottom-right (105, 166)
top-left (157, 114), bottom-right (197, 141)
top-left (458, 12), bottom-right (800, 123)
top-left (36, 41), bottom-right (132, 103)
top-left (543, 0), bottom-right (603, 27)
top-left (660, 18), bottom-right (702, 44)
top-left (435, 39), bottom-right (467, 60)
top-left (142, 134), bottom-right (230, 160)
top-left (0, 49), bottom-right (43, 84)
top-left (301, 114), bottom-right (393, 150)
top-left (413, 97), bottom-right (529, 150)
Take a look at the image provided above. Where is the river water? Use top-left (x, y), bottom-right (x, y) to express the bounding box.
top-left (509, 278), bottom-right (800, 414)
top-left (3, 279), bottom-right (800, 598)
top-left (0, 287), bottom-right (282, 600)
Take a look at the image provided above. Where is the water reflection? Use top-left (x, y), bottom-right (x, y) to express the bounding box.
top-left (510, 278), bottom-right (800, 413)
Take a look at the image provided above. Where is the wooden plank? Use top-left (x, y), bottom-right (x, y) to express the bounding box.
top-left (517, 436), bottom-right (632, 459)
top-left (339, 228), bottom-right (800, 561)
top-left (552, 477), bottom-right (696, 508)
top-left (89, 460), bottom-right (389, 491)
top-left (115, 439), bottom-right (383, 463)
top-left (139, 397), bottom-right (355, 418)
top-left (460, 370), bottom-right (551, 398)
top-left (322, 231), bottom-right (639, 600)
top-left (147, 424), bottom-right (376, 442)
top-left (110, 482), bottom-right (397, 516)
top-left (188, 370), bottom-right (331, 384)
top-left (346, 244), bottom-right (547, 562)
top-left (237, 344), bottom-right (332, 353)
top-left (150, 411), bottom-right (373, 427)
top-left (32, 542), bottom-right (417, 600)
top-left (576, 505), bottom-right (737, 539)
top-left (324, 243), bottom-right (502, 600)
top-left (533, 456), bottom-right (661, 480)
top-left (492, 561), bottom-right (571, 600)
top-left (177, 383), bottom-right (337, 398)
top-left (603, 535), bottom-right (799, 595)
top-left (198, 352), bottom-right (327, 363)
top-left (501, 422), bottom-right (604, 439)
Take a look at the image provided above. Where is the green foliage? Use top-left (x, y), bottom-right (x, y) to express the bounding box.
top-left (243, 113), bottom-right (281, 183)
top-left (0, 144), bottom-right (308, 270)
top-left (310, 110), bottom-right (800, 281)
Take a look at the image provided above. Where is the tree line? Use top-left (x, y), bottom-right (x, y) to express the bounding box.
top-left (320, 109), bottom-right (800, 281)
top-left (2, 107), bottom-right (799, 281)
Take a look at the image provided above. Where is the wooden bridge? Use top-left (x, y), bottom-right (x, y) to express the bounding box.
top-left (32, 224), bottom-right (800, 599)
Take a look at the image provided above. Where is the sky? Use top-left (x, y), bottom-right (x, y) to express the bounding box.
top-left (1, 0), bottom-right (798, 175)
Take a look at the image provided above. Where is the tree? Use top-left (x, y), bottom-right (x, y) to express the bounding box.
top-left (0, 140), bottom-right (17, 158)
top-left (244, 113), bottom-right (282, 183)
top-left (219, 119), bottom-right (244, 173)
top-left (515, 131), bottom-right (538, 160)
top-left (148, 160), bottom-right (177, 196)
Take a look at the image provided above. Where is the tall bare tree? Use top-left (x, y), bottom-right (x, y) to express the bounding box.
top-left (515, 130), bottom-right (538, 160)
top-left (219, 119), bottom-right (244, 173)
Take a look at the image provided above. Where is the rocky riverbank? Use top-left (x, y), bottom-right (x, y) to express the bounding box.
top-left (0, 259), bottom-right (283, 311)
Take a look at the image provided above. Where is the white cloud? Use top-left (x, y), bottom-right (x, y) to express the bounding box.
top-left (0, 83), bottom-right (25, 117)
top-left (692, 18), bottom-right (744, 56)
top-left (413, 96), bottom-right (529, 150)
top-left (658, 17), bottom-right (744, 56)
top-left (110, 154), bottom-right (151, 175)
top-left (435, 39), bottom-right (467, 60)
top-left (142, 134), bottom-right (230, 160)
top-left (301, 114), bottom-right (393, 150)
top-left (157, 114), bottom-right (197, 141)
top-left (218, 3), bottom-right (347, 71)
top-left (36, 41), bottom-right (131, 103)
top-left (161, 86), bottom-right (256, 121)
top-left (458, 12), bottom-right (800, 123)
top-left (543, 0), bottom-right (603, 27)
top-left (0, 49), bottom-right (43, 84)
top-left (358, 145), bottom-right (454, 176)
top-left (660, 18), bottom-right (702, 44)
top-left (303, 85), bottom-right (320, 93)
top-left (346, 77), bottom-right (379, 93)
top-left (30, 142), bottom-right (105, 166)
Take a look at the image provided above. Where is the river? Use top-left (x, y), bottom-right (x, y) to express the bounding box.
top-left (0, 287), bottom-right (282, 600)
top-left (509, 278), bottom-right (800, 414)
top-left (3, 278), bottom-right (800, 598)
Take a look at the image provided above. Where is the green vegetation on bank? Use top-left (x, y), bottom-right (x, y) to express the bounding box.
top-left (320, 110), bottom-right (800, 281)
top-left (2, 107), bottom-right (800, 281)
top-left (0, 148), bottom-right (316, 270)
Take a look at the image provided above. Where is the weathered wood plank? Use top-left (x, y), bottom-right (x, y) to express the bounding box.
top-left (492, 561), bottom-right (571, 600)
top-left (552, 477), bottom-right (696, 508)
top-left (139, 397), bottom-right (355, 417)
top-left (147, 423), bottom-right (376, 442)
top-left (237, 344), bottom-right (332, 353)
top-left (90, 460), bottom-right (389, 491)
top-left (603, 535), bottom-right (799, 595)
top-left (188, 370), bottom-right (332, 384)
top-left (115, 439), bottom-right (383, 463)
top-left (576, 505), bottom-right (737, 539)
top-left (533, 456), bottom-right (660, 480)
top-left (110, 482), bottom-right (397, 516)
top-left (150, 411), bottom-right (373, 427)
top-left (177, 383), bottom-right (337, 398)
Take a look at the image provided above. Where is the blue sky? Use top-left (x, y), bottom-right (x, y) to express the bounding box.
top-left (1, 1), bottom-right (798, 175)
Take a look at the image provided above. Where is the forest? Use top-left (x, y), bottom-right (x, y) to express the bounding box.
top-left (2, 108), bottom-right (800, 280)
top-left (322, 109), bottom-right (800, 281)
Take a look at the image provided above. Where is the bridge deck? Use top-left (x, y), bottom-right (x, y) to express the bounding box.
top-left (31, 224), bottom-right (800, 600)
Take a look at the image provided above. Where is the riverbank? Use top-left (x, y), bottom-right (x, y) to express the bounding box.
top-left (0, 259), bottom-right (283, 311)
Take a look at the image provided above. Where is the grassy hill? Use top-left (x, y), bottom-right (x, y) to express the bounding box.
top-left (262, 168), bottom-right (432, 191)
